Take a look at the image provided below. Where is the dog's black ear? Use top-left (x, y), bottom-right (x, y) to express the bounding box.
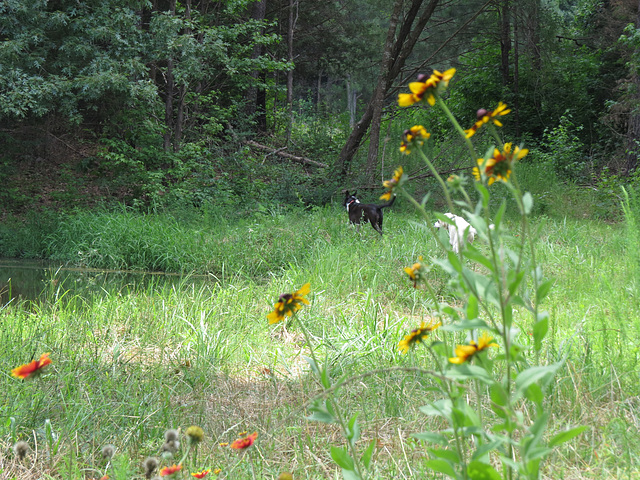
top-left (344, 190), bottom-right (350, 197)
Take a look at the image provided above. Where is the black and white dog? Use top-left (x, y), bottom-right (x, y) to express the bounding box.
top-left (343, 191), bottom-right (396, 235)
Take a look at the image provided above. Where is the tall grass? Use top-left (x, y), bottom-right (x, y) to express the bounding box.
top-left (1, 204), bottom-right (639, 478)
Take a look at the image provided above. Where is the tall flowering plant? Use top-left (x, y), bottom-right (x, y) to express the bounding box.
top-left (385, 68), bottom-right (585, 480)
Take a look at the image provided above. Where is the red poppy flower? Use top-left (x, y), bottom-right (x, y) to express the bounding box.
top-left (230, 431), bottom-right (258, 450)
top-left (11, 353), bottom-right (52, 379)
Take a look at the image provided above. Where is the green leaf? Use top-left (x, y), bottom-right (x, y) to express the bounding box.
top-left (330, 446), bottom-right (354, 470)
top-left (508, 270), bottom-right (525, 296)
top-left (304, 356), bottom-right (320, 376)
top-left (361, 439), bottom-right (376, 469)
top-left (463, 248), bottom-right (496, 272)
top-left (524, 383), bottom-right (544, 405)
top-left (533, 313), bottom-right (549, 351)
top-left (342, 469), bottom-right (361, 480)
top-left (441, 319), bottom-right (490, 332)
top-left (428, 448), bottom-right (460, 463)
top-left (524, 412), bottom-right (549, 458)
top-left (411, 432), bottom-right (448, 445)
top-left (490, 383), bottom-right (508, 407)
top-left (420, 399), bottom-right (453, 418)
top-left (522, 192), bottom-right (534, 215)
top-left (346, 413), bottom-right (360, 445)
top-left (467, 460), bottom-right (502, 480)
top-left (307, 399), bottom-right (335, 424)
top-left (446, 364), bottom-right (494, 385)
top-left (548, 426), bottom-right (589, 447)
top-left (448, 250), bottom-right (463, 272)
top-left (476, 183), bottom-right (490, 209)
top-left (466, 294), bottom-right (479, 320)
top-left (425, 459), bottom-right (458, 478)
top-left (536, 279), bottom-right (555, 303)
top-left (493, 200), bottom-right (507, 230)
top-left (515, 363), bottom-right (561, 401)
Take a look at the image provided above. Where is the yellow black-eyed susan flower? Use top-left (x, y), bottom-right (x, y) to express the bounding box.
top-left (403, 256), bottom-right (429, 288)
top-left (465, 102), bottom-right (511, 138)
top-left (398, 69), bottom-right (456, 107)
top-left (380, 166), bottom-right (406, 200)
top-left (267, 283), bottom-right (311, 324)
top-left (399, 125), bottom-right (430, 156)
top-left (448, 331), bottom-right (498, 364)
top-left (474, 142), bottom-right (528, 185)
top-left (398, 320), bottom-right (441, 354)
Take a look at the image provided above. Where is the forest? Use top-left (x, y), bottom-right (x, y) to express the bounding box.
top-left (1, 0), bottom-right (640, 213)
top-left (2, 1), bottom-right (640, 479)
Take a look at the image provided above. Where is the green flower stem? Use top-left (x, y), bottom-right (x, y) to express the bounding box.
top-left (436, 96), bottom-right (477, 169)
top-left (296, 315), bottom-right (367, 480)
top-left (417, 147), bottom-right (455, 214)
top-left (397, 187), bottom-right (448, 252)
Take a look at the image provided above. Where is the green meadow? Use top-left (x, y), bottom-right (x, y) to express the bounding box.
top-left (1, 180), bottom-right (639, 479)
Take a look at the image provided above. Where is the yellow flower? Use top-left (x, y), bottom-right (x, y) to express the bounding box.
top-left (398, 320), bottom-right (441, 354)
top-left (403, 256), bottom-right (427, 288)
top-left (399, 125), bottom-right (430, 155)
top-left (267, 283), bottom-right (311, 324)
top-left (475, 142), bottom-right (528, 185)
top-left (464, 102), bottom-right (511, 138)
top-left (398, 69), bottom-right (456, 107)
top-left (448, 332), bottom-right (498, 364)
top-left (380, 166), bottom-right (406, 200)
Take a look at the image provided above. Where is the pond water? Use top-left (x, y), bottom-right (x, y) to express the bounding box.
top-left (0, 258), bottom-right (211, 305)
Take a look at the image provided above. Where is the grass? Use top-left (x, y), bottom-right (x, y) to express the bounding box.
top-left (1, 196), bottom-right (640, 479)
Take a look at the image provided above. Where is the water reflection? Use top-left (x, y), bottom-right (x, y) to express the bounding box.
top-left (0, 258), bottom-right (210, 305)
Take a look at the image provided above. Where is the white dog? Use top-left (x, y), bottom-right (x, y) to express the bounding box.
top-left (434, 213), bottom-right (477, 254)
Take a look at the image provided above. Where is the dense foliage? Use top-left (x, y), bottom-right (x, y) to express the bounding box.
top-left (1, 0), bottom-right (640, 215)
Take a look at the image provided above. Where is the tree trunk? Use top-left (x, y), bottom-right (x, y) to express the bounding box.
top-left (163, 0), bottom-right (177, 151)
top-left (625, 0), bottom-right (640, 173)
top-left (244, 0), bottom-right (267, 131)
top-left (499, 0), bottom-right (511, 86)
top-left (285, 0), bottom-right (298, 144)
top-left (364, 0), bottom-right (403, 181)
top-left (513, 1), bottom-right (520, 136)
top-left (337, 0), bottom-right (441, 176)
top-left (346, 75), bottom-right (357, 129)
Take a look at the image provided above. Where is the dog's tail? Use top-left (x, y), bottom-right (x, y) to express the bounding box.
top-left (380, 195), bottom-right (396, 209)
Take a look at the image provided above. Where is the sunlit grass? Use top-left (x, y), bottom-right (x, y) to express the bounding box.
top-left (2, 204), bottom-right (639, 478)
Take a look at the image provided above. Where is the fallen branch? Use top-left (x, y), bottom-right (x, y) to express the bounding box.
top-left (244, 140), bottom-right (328, 168)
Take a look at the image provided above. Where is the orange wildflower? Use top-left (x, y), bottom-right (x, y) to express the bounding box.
top-left (230, 431), bottom-right (258, 450)
top-left (159, 464), bottom-right (183, 476)
top-left (191, 469), bottom-right (211, 478)
top-left (11, 353), bottom-right (52, 379)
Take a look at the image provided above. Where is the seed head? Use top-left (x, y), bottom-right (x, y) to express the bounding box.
top-left (101, 444), bottom-right (116, 459)
top-left (143, 457), bottom-right (159, 478)
top-left (476, 108), bottom-right (488, 119)
top-left (186, 425), bottom-right (204, 444)
top-left (13, 441), bottom-right (29, 460)
top-left (164, 429), bottom-right (180, 442)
